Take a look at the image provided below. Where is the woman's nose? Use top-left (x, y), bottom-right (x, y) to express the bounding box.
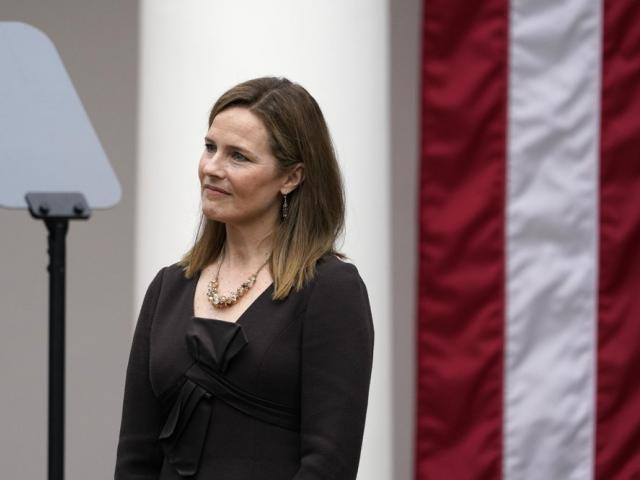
top-left (202, 151), bottom-right (225, 177)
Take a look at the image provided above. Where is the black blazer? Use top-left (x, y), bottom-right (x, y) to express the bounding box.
top-left (115, 254), bottom-right (374, 479)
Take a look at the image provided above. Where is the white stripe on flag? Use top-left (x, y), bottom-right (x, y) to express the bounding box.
top-left (505, 0), bottom-right (601, 478)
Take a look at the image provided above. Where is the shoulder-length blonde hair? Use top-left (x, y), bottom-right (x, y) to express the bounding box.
top-left (179, 77), bottom-right (345, 299)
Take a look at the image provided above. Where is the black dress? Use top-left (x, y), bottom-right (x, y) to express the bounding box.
top-left (114, 254), bottom-right (374, 480)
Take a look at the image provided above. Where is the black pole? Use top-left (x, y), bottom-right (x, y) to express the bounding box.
top-left (25, 192), bottom-right (90, 480)
top-left (46, 218), bottom-right (68, 480)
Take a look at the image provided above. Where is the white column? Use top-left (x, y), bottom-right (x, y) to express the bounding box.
top-left (136, 1), bottom-right (392, 477)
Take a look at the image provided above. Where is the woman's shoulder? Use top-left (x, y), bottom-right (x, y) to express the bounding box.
top-left (162, 262), bottom-right (191, 281)
top-left (311, 253), bottom-right (366, 293)
top-left (304, 253), bottom-right (373, 334)
top-left (141, 262), bottom-right (192, 296)
top-left (317, 252), bottom-right (360, 272)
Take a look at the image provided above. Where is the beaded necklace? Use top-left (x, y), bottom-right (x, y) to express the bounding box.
top-left (206, 246), bottom-right (269, 309)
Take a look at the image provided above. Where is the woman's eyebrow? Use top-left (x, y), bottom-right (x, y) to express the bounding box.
top-left (205, 136), bottom-right (256, 157)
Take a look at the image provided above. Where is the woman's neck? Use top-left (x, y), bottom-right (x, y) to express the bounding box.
top-left (223, 219), bottom-right (275, 269)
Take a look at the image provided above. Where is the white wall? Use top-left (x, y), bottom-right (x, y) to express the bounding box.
top-left (136, 0), bottom-right (394, 477)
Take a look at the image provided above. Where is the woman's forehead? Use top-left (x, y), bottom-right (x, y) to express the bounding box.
top-left (210, 108), bottom-right (267, 140)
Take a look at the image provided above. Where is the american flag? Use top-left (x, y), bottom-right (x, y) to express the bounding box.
top-left (416, 1), bottom-right (640, 478)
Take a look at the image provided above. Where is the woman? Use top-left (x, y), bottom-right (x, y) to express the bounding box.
top-left (115, 77), bottom-right (374, 479)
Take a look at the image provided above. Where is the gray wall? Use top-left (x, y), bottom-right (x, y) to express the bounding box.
top-left (0, 1), bottom-right (138, 478)
top-left (390, 0), bottom-right (421, 478)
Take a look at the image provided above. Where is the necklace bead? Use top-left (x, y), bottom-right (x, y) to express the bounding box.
top-left (206, 248), bottom-right (268, 309)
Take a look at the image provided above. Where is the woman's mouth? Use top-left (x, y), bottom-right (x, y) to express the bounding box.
top-left (204, 185), bottom-right (230, 195)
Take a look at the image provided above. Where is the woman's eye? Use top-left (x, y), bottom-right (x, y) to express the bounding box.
top-left (205, 143), bottom-right (216, 153)
top-left (231, 151), bottom-right (248, 161)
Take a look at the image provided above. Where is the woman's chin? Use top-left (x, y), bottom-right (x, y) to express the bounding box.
top-left (201, 209), bottom-right (227, 223)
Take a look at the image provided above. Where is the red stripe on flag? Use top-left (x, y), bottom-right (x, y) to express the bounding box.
top-left (416, 1), bottom-right (507, 478)
top-left (596, 1), bottom-right (640, 478)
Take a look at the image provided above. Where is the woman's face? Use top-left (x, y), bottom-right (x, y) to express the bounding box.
top-left (198, 107), bottom-right (288, 228)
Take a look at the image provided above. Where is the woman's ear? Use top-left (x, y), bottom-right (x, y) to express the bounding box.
top-left (281, 162), bottom-right (304, 194)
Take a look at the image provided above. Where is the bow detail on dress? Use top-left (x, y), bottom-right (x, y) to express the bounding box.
top-left (159, 318), bottom-right (299, 477)
top-left (158, 318), bottom-right (248, 477)
top-left (185, 318), bottom-right (249, 373)
top-left (158, 378), bottom-right (212, 477)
